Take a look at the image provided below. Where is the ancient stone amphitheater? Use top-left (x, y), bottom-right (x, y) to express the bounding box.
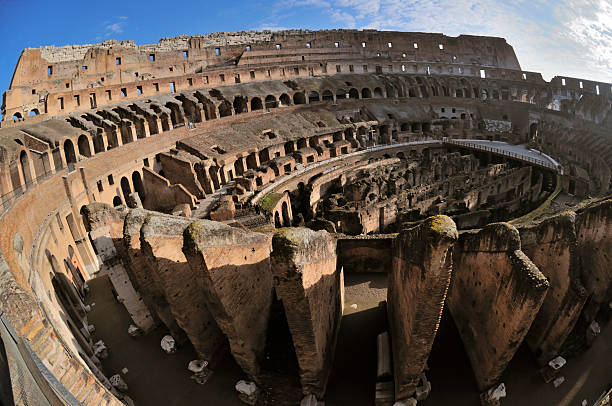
top-left (0, 29), bottom-right (610, 406)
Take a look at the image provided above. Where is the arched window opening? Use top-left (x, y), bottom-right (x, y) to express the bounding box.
top-left (279, 93), bottom-right (291, 106)
top-left (322, 90), bottom-right (333, 101)
top-left (265, 95), bottom-right (278, 109)
top-left (132, 171), bottom-right (145, 202)
top-left (293, 92), bottom-right (306, 105)
top-left (348, 88), bottom-right (359, 99)
top-left (362, 88), bottom-right (372, 98)
top-left (77, 134), bottom-right (92, 157)
top-left (120, 176), bottom-right (131, 203)
top-left (251, 97), bottom-right (263, 111)
top-left (308, 91), bottom-right (320, 103)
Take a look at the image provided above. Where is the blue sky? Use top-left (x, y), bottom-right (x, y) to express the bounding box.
top-left (0, 0), bottom-right (610, 100)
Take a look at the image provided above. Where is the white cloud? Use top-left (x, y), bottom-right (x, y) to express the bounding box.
top-left (98, 16), bottom-right (129, 40)
top-left (268, 0), bottom-right (612, 82)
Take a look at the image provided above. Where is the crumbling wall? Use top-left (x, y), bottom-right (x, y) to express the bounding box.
top-left (142, 167), bottom-right (197, 213)
top-left (518, 212), bottom-right (588, 365)
top-left (140, 213), bottom-right (226, 363)
top-left (387, 215), bottom-right (458, 401)
top-left (270, 228), bottom-right (342, 398)
top-left (448, 223), bottom-right (549, 391)
top-left (182, 220), bottom-right (273, 381)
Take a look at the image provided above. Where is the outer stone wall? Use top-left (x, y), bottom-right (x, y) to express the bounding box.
top-left (270, 227), bottom-right (343, 398)
top-left (182, 220), bottom-right (273, 381)
top-left (448, 223), bottom-right (549, 391)
top-left (387, 215), bottom-right (458, 401)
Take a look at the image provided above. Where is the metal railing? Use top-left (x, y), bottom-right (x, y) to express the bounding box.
top-left (443, 138), bottom-right (562, 172)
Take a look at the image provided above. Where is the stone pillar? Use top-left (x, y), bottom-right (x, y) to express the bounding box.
top-left (270, 228), bottom-right (343, 398)
top-left (388, 215), bottom-right (458, 401)
top-left (141, 119), bottom-right (151, 137)
top-left (448, 223), bottom-right (548, 392)
top-left (182, 220), bottom-right (273, 382)
top-left (519, 213), bottom-right (588, 365)
top-left (140, 214), bottom-right (226, 364)
top-left (79, 167), bottom-right (95, 204)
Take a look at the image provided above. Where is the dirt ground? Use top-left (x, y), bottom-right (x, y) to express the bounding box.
top-left (86, 275), bottom-right (245, 406)
top-left (87, 271), bottom-right (611, 406)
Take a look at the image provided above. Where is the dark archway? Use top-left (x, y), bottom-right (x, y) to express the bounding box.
top-left (77, 134), bottom-right (92, 157)
top-left (218, 101), bottom-right (232, 117)
top-left (64, 139), bottom-right (77, 166)
top-left (120, 176), bottom-right (131, 202)
top-left (274, 211), bottom-right (281, 228)
top-left (281, 202), bottom-right (290, 226)
top-left (265, 95), bottom-right (278, 109)
top-left (322, 90), bottom-right (334, 101)
top-left (279, 93), bottom-right (291, 106)
top-left (348, 88), bottom-right (359, 99)
top-left (362, 88), bottom-right (372, 98)
top-left (293, 92), bottom-right (306, 105)
top-left (113, 196), bottom-right (122, 207)
top-left (19, 151), bottom-right (33, 185)
top-left (251, 97), bottom-right (263, 111)
top-left (336, 89), bottom-right (346, 100)
top-left (132, 171), bottom-right (145, 202)
top-left (233, 96), bottom-right (248, 114)
top-left (374, 87), bottom-right (384, 98)
top-left (308, 91), bottom-right (320, 103)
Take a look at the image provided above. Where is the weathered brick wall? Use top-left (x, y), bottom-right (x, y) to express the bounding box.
top-left (271, 227), bottom-right (342, 398)
top-left (387, 215), bottom-right (458, 401)
top-left (448, 223), bottom-right (549, 391)
top-left (575, 198), bottom-right (612, 323)
top-left (182, 220), bottom-right (273, 381)
top-left (140, 213), bottom-right (226, 364)
top-left (518, 212), bottom-right (588, 365)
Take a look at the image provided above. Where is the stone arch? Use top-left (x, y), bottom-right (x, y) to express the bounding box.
top-left (348, 88), bottom-right (359, 99)
top-left (374, 87), bottom-right (384, 98)
top-left (274, 211), bottom-right (281, 228)
top-left (281, 201), bottom-right (290, 226)
top-left (385, 85), bottom-right (396, 98)
top-left (132, 171), bottom-right (145, 202)
top-left (12, 112), bottom-right (22, 121)
top-left (293, 92), bottom-right (306, 105)
top-left (322, 90), bottom-right (333, 101)
top-left (29, 109), bottom-right (40, 117)
top-left (77, 134), bottom-right (91, 158)
top-left (251, 97), bottom-right (263, 111)
top-left (279, 93), bottom-right (291, 106)
top-left (218, 101), bottom-right (232, 117)
top-left (233, 96), bottom-right (248, 114)
top-left (120, 176), bottom-right (131, 202)
top-left (308, 91), bottom-right (320, 103)
top-left (113, 196), bottom-right (122, 207)
top-left (64, 139), bottom-right (77, 166)
top-left (362, 88), bottom-right (372, 98)
top-left (265, 95), bottom-right (278, 109)
top-left (336, 89), bottom-right (346, 100)
top-left (19, 150), bottom-right (33, 185)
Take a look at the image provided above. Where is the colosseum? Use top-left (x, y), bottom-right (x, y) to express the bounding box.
top-left (0, 29), bottom-right (610, 406)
